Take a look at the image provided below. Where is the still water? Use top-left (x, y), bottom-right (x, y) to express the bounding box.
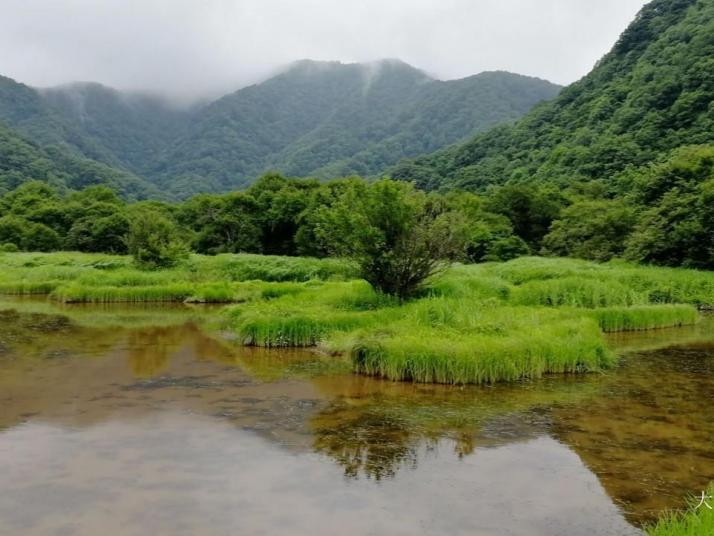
top-left (0, 300), bottom-right (712, 536)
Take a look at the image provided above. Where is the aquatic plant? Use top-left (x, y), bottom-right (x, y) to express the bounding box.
top-left (645, 483), bottom-right (714, 536)
top-left (348, 313), bottom-right (612, 385)
top-left (589, 305), bottom-right (699, 332)
top-left (511, 276), bottom-right (647, 308)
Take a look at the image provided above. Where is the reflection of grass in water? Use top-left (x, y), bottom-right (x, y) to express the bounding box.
top-left (125, 326), bottom-right (185, 378)
top-left (209, 344), bottom-right (352, 382)
top-left (0, 297), bottom-right (224, 330)
top-left (606, 315), bottom-right (714, 354)
top-left (646, 482), bottom-right (714, 535)
top-left (309, 374), bottom-right (602, 479)
top-left (0, 308), bottom-right (125, 360)
top-left (0, 298), bottom-right (345, 380)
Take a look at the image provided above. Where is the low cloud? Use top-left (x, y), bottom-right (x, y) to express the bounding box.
top-left (0, 0), bottom-right (647, 102)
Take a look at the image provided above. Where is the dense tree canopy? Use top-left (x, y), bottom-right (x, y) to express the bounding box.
top-left (0, 176), bottom-right (526, 268)
top-left (390, 0), bottom-right (713, 192)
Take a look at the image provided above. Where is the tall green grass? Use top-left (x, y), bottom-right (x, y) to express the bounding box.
top-left (344, 301), bottom-right (613, 384)
top-left (350, 318), bottom-right (612, 384)
top-left (511, 277), bottom-right (647, 307)
top-left (646, 483), bottom-right (714, 536)
top-left (0, 252), bottom-right (357, 304)
top-left (227, 281), bottom-right (397, 346)
top-left (589, 304), bottom-right (699, 332)
top-left (2, 252), bottom-right (713, 385)
top-left (474, 257), bottom-right (714, 308)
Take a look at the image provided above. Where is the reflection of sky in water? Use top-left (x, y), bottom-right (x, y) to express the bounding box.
top-left (0, 302), bottom-right (713, 535)
top-left (0, 418), bottom-right (639, 536)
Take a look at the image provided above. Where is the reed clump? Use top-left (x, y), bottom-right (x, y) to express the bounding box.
top-left (226, 281), bottom-right (397, 347)
top-left (340, 300), bottom-right (613, 384)
top-left (350, 316), bottom-right (612, 385)
top-left (589, 304), bottom-right (699, 332)
top-left (511, 277), bottom-right (647, 308)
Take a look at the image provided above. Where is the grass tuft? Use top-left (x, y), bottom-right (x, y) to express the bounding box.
top-left (645, 483), bottom-right (714, 536)
top-left (589, 304), bottom-right (699, 332)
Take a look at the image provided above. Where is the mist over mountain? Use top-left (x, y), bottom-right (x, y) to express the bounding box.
top-left (0, 60), bottom-right (560, 198)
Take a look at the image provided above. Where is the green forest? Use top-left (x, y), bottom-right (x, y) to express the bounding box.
top-left (0, 63), bottom-right (559, 199)
top-left (2, 140), bottom-right (713, 272)
top-left (391, 0), bottom-right (713, 190)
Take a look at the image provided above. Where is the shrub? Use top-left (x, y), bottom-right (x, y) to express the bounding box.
top-left (124, 209), bottom-right (188, 269)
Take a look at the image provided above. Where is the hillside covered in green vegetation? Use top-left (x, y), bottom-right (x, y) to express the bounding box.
top-left (0, 61), bottom-right (559, 198)
top-left (391, 0), bottom-right (713, 190)
top-left (0, 120), bottom-right (158, 199)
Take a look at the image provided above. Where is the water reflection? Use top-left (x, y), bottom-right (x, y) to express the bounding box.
top-left (0, 300), bottom-right (712, 534)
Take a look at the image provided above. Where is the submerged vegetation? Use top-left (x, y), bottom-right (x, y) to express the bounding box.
top-left (2, 252), bottom-right (711, 385)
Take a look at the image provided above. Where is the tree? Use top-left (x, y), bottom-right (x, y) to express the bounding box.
top-left (0, 215), bottom-right (26, 248)
top-left (484, 184), bottom-right (566, 248)
top-left (176, 193), bottom-right (261, 254)
top-left (542, 200), bottom-right (637, 261)
top-left (248, 174), bottom-right (319, 255)
top-left (312, 179), bottom-right (466, 300)
top-left (442, 191), bottom-right (530, 262)
top-left (124, 208), bottom-right (187, 269)
top-left (623, 145), bottom-right (714, 268)
top-left (22, 223), bottom-right (60, 252)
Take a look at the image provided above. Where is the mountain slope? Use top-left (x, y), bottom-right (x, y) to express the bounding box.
top-left (153, 60), bottom-right (560, 195)
top-left (0, 120), bottom-right (159, 199)
top-left (0, 60), bottom-right (560, 198)
top-left (390, 0), bottom-right (713, 191)
top-left (41, 83), bottom-right (191, 177)
top-left (278, 70), bottom-right (559, 179)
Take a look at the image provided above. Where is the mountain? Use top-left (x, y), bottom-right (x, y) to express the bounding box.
top-left (390, 0), bottom-right (714, 191)
top-left (153, 60), bottom-right (560, 196)
top-left (0, 120), bottom-right (159, 199)
top-left (0, 60), bottom-right (560, 198)
top-left (41, 82), bottom-right (191, 177)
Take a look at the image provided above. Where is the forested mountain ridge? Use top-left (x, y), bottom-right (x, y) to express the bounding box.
top-left (151, 61), bottom-right (560, 196)
top-left (0, 61), bottom-right (560, 198)
top-left (0, 119), bottom-right (159, 199)
top-left (41, 82), bottom-right (192, 177)
top-left (390, 0), bottom-right (713, 191)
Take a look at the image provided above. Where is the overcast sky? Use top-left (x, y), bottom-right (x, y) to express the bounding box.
top-left (1, 0), bottom-right (648, 102)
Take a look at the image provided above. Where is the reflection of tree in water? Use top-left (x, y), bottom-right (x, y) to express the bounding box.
top-left (312, 401), bottom-right (419, 480)
top-left (307, 372), bottom-right (594, 480)
top-left (311, 396), bottom-right (478, 480)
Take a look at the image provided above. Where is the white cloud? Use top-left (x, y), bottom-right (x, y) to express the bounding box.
top-left (0, 0), bottom-right (648, 101)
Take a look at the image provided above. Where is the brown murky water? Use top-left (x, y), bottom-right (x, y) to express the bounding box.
top-left (0, 299), bottom-right (712, 536)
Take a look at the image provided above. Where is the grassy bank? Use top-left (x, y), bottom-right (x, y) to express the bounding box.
top-left (646, 483), bottom-right (714, 535)
top-left (1, 252), bottom-right (712, 384)
top-left (0, 252), bottom-right (357, 303)
top-left (226, 257), bottom-right (712, 384)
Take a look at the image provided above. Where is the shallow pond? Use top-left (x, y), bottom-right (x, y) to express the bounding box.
top-left (0, 300), bottom-right (712, 535)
